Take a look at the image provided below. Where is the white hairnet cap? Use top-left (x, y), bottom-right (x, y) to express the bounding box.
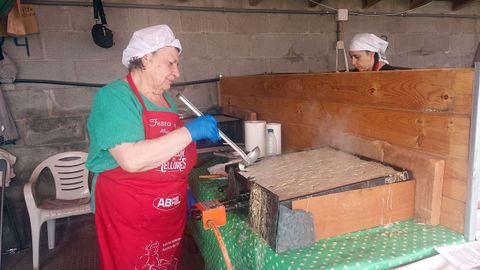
top-left (122, 25), bottom-right (182, 68)
top-left (349, 33), bottom-right (389, 64)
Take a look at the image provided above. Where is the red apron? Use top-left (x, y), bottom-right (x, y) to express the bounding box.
top-left (94, 74), bottom-right (196, 270)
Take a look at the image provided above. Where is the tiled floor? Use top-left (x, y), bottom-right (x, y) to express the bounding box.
top-left (1, 215), bottom-right (204, 270)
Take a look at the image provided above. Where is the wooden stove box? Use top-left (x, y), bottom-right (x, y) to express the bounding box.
top-left (237, 147), bottom-right (415, 252)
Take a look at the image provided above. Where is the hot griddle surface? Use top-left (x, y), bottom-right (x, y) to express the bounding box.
top-left (239, 147), bottom-right (402, 201)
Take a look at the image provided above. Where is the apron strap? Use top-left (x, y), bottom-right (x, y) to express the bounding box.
top-left (127, 73), bottom-right (147, 112)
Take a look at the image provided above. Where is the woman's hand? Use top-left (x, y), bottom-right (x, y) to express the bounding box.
top-left (185, 115), bottom-right (221, 142)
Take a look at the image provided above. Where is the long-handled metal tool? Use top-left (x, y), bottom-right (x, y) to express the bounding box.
top-left (177, 93), bottom-right (260, 166)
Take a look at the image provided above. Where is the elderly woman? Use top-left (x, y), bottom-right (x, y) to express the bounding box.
top-left (86, 25), bottom-right (220, 270)
top-left (349, 33), bottom-right (405, 72)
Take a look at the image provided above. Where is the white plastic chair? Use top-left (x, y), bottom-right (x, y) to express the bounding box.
top-left (23, 152), bottom-right (92, 270)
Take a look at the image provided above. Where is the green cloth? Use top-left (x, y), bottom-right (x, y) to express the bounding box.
top-left (188, 156), bottom-right (465, 270)
top-left (85, 79), bottom-right (178, 212)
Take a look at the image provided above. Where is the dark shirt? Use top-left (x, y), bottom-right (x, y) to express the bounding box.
top-left (379, 64), bottom-right (410, 71)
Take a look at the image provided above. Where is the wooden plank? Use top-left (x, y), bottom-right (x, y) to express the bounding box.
top-left (383, 144), bottom-right (445, 225)
top-left (219, 69), bottom-right (474, 114)
top-left (362, 0), bottom-right (383, 8)
top-left (452, 0), bottom-right (475, 11)
top-left (315, 131), bottom-right (445, 225)
top-left (440, 196), bottom-right (465, 233)
top-left (292, 180), bottom-right (415, 240)
top-left (410, 0), bottom-right (434, 9)
top-left (442, 177), bottom-right (467, 203)
top-left (444, 157), bottom-right (468, 182)
top-left (221, 105), bottom-right (257, 121)
top-left (221, 95), bottom-right (470, 159)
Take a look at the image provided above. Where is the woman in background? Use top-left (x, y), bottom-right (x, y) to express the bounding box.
top-left (349, 33), bottom-right (407, 71)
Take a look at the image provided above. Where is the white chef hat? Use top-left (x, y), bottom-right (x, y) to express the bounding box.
top-left (122, 25), bottom-right (182, 68)
top-left (349, 33), bottom-right (389, 64)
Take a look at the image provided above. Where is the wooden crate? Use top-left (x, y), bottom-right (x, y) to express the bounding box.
top-left (239, 147), bottom-right (416, 252)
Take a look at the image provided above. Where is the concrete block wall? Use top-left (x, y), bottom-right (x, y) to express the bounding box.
top-left (0, 0), bottom-right (479, 248)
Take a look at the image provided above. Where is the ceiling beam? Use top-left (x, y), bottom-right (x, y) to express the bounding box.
top-left (362, 0), bottom-right (382, 9)
top-left (452, 0), bottom-right (475, 11)
top-left (409, 0), bottom-right (434, 9)
top-left (248, 0), bottom-right (260, 6)
top-left (308, 0), bottom-right (322, 8)
top-left (410, 0), bottom-right (433, 9)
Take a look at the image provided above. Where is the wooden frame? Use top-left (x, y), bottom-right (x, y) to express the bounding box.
top-left (219, 68), bottom-right (474, 233)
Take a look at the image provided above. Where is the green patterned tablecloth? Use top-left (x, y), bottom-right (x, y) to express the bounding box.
top-left (188, 156), bottom-right (465, 270)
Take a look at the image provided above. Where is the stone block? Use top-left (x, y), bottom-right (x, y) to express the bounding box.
top-left (406, 17), bottom-right (440, 33)
top-left (177, 33), bottom-right (208, 59)
top-left (207, 33), bottom-right (249, 58)
top-left (2, 34), bottom-right (43, 61)
top-left (388, 53), bottom-right (410, 68)
top-left (251, 34), bottom-right (304, 58)
top-left (148, 9), bottom-right (181, 32)
top-left (74, 59), bottom-right (125, 84)
top-left (126, 9), bottom-right (150, 32)
top-left (230, 58), bottom-right (268, 76)
top-left (391, 33), bottom-right (424, 54)
top-left (181, 58), bottom-right (216, 81)
top-left (180, 12), bottom-right (227, 33)
top-left (15, 60), bottom-right (76, 82)
top-left (301, 33), bottom-right (332, 57)
top-left (181, 84), bottom-right (218, 111)
top-left (227, 13), bottom-right (269, 34)
top-left (105, 8), bottom-right (130, 32)
top-left (308, 15), bottom-right (335, 34)
top-left (7, 146), bottom-right (62, 181)
top-left (49, 87), bottom-right (96, 116)
top-left (4, 89), bottom-right (49, 120)
top-left (42, 31), bottom-right (96, 60)
top-left (270, 58), bottom-right (308, 74)
top-left (211, 58), bottom-right (231, 77)
top-left (306, 56), bottom-right (330, 73)
top-left (269, 14), bottom-right (310, 33)
top-left (423, 33), bottom-right (451, 53)
top-left (378, 17), bottom-right (409, 33)
top-left (346, 15), bottom-right (381, 34)
top-left (35, 5), bottom-right (71, 31)
top-left (70, 6), bottom-right (93, 31)
top-left (450, 33), bottom-right (476, 55)
top-left (24, 116), bottom-right (86, 146)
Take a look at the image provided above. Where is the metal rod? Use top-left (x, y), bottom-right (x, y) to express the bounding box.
top-left (177, 93), bottom-right (250, 162)
top-left (465, 62), bottom-right (480, 241)
top-left (23, 0), bottom-right (480, 19)
top-left (0, 159), bottom-right (7, 270)
top-left (10, 76), bottom-right (220, 88)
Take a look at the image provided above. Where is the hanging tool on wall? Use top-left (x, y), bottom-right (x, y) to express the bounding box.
top-left (91, 0), bottom-right (114, 48)
top-left (335, 9), bottom-right (349, 72)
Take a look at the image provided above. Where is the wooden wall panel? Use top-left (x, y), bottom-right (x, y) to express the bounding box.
top-left (219, 68), bottom-right (474, 233)
top-left (440, 197), bottom-right (466, 233)
top-left (223, 95), bottom-right (470, 159)
top-left (293, 180), bottom-right (415, 240)
top-left (220, 69), bottom-right (473, 114)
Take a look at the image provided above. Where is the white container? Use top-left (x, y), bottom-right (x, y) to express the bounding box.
top-left (244, 120), bottom-right (266, 157)
top-left (266, 128), bottom-right (277, 157)
top-left (266, 123), bottom-right (282, 155)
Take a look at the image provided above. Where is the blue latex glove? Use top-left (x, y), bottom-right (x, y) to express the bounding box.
top-left (185, 115), bottom-right (221, 142)
top-left (187, 188), bottom-right (196, 214)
